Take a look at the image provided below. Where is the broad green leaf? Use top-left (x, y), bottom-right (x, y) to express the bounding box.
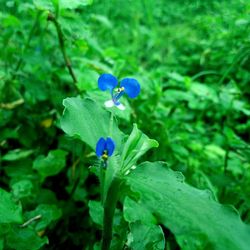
top-left (60, 97), bottom-right (123, 150)
top-left (121, 124), bottom-right (158, 174)
top-left (0, 240), bottom-right (3, 250)
top-left (0, 188), bottom-right (22, 224)
top-left (24, 204), bottom-right (62, 231)
top-left (33, 149), bottom-right (68, 179)
top-left (128, 222), bottom-right (165, 250)
top-left (126, 162), bottom-right (250, 250)
top-left (6, 226), bottom-right (48, 250)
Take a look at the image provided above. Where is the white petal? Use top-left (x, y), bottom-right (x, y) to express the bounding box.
top-left (116, 103), bottom-right (126, 110)
top-left (104, 100), bottom-right (115, 108)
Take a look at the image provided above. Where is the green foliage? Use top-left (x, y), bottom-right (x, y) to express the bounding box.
top-left (126, 162), bottom-right (250, 250)
top-left (88, 200), bottom-right (103, 227)
top-left (1, 0), bottom-right (250, 249)
top-left (121, 124), bottom-right (158, 174)
top-left (33, 149), bottom-right (68, 179)
top-left (0, 189), bottom-right (22, 224)
top-left (24, 204), bottom-right (62, 231)
top-left (128, 222), bottom-right (165, 250)
top-left (61, 97), bottom-right (123, 150)
top-left (5, 226), bottom-right (48, 250)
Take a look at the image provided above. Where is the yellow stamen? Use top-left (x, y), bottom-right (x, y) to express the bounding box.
top-left (102, 152), bottom-right (108, 160)
top-left (117, 87), bottom-right (125, 93)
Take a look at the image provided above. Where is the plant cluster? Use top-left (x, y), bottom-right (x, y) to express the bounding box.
top-left (0, 0), bottom-right (250, 249)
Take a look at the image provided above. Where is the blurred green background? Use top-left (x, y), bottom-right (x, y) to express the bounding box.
top-left (0, 0), bottom-right (250, 249)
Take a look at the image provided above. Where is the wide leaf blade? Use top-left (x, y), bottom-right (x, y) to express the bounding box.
top-left (125, 162), bottom-right (250, 250)
top-left (60, 97), bottom-right (123, 151)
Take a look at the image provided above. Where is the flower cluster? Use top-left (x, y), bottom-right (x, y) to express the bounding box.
top-left (96, 73), bottom-right (140, 168)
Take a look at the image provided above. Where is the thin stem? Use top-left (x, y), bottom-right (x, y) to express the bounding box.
top-left (101, 176), bottom-right (121, 250)
top-left (224, 147), bottom-right (230, 174)
top-left (100, 166), bottom-right (105, 205)
top-left (0, 98), bottom-right (24, 109)
top-left (47, 13), bottom-right (78, 85)
top-left (20, 215), bottom-right (42, 228)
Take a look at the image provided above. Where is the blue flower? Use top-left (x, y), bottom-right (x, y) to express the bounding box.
top-left (98, 73), bottom-right (141, 110)
top-left (96, 137), bottom-right (115, 168)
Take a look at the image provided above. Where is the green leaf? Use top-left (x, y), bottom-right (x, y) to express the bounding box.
top-left (76, 69), bottom-right (99, 91)
top-left (2, 149), bottom-right (33, 161)
top-left (0, 188), bottom-right (23, 224)
top-left (6, 226), bottom-right (48, 250)
top-left (126, 162), bottom-right (250, 250)
top-left (33, 0), bottom-right (54, 11)
top-left (60, 97), bottom-right (123, 150)
top-left (11, 179), bottom-right (34, 199)
top-left (24, 204), bottom-right (62, 231)
top-left (88, 200), bottom-right (103, 227)
top-left (121, 124), bottom-right (158, 174)
top-left (59, 0), bottom-right (93, 9)
top-left (33, 149), bottom-right (68, 179)
top-left (128, 221), bottom-right (165, 250)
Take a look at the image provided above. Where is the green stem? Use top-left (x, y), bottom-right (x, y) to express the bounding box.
top-left (101, 176), bottom-right (121, 250)
top-left (47, 13), bottom-right (78, 85)
top-left (224, 147), bottom-right (230, 175)
top-left (100, 167), bottom-right (105, 205)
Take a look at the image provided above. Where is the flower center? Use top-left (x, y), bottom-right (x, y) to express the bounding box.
top-left (102, 150), bottom-right (108, 160)
top-left (117, 87), bottom-right (125, 93)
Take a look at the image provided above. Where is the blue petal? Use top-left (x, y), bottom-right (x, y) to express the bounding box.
top-left (106, 137), bottom-right (115, 156)
top-left (98, 73), bottom-right (118, 91)
top-left (120, 78), bottom-right (140, 98)
top-left (96, 137), bottom-right (106, 157)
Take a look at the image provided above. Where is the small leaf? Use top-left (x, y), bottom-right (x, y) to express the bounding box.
top-left (2, 149), bottom-right (33, 161)
top-left (0, 188), bottom-right (23, 224)
top-left (6, 226), bottom-right (48, 250)
top-left (33, 149), bottom-right (68, 179)
top-left (121, 124), bottom-right (158, 173)
top-left (11, 179), bottom-right (34, 199)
